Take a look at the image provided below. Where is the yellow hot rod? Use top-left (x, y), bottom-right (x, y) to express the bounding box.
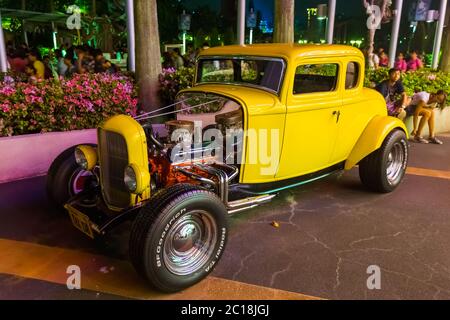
top-left (47, 44), bottom-right (409, 292)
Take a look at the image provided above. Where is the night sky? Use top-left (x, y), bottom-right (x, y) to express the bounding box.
top-left (185, 0), bottom-right (369, 25)
top-left (184, 0), bottom-right (439, 26)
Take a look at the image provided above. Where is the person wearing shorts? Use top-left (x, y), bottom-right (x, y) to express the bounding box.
top-left (406, 90), bottom-right (447, 144)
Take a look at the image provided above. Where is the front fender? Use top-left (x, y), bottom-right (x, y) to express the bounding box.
top-left (344, 115), bottom-right (408, 170)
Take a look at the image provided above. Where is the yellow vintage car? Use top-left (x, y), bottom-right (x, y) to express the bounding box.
top-left (47, 44), bottom-right (409, 293)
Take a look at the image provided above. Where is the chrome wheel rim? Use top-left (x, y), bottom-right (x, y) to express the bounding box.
top-left (70, 170), bottom-right (93, 195)
top-left (386, 142), bottom-right (405, 185)
top-left (163, 210), bottom-right (218, 276)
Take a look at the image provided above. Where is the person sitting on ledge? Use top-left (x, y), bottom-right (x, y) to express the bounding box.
top-left (375, 68), bottom-right (410, 121)
top-left (406, 90), bottom-right (447, 144)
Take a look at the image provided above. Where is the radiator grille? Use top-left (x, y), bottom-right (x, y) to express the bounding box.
top-left (98, 129), bottom-right (130, 208)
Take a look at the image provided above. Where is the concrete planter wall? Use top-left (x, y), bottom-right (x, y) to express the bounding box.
top-left (0, 129), bottom-right (97, 184)
top-left (404, 107), bottom-right (450, 135)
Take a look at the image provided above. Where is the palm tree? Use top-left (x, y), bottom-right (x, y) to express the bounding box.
top-left (273, 0), bottom-right (295, 43)
top-left (134, 0), bottom-right (162, 112)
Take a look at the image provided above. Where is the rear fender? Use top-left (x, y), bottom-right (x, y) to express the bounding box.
top-left (345, 115), bottom-right (408, 170)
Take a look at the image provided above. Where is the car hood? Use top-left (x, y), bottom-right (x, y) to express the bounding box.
top-left (179, 84), bottom-right (285, 116)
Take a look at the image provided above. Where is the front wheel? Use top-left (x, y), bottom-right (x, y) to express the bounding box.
top-left (359, 129), bottom-right (409, 193)
top-left (129, 184), bottom-right (228, 293)
top-left (46, 145), bottom-right (97, 210)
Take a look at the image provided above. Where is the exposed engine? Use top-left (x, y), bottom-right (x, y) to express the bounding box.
top-left (141, 93), bottom-right (244, 200)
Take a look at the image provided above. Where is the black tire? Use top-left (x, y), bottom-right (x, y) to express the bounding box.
top-left (359, 129), bottom-right (409, 193)
top-left (129, 184), bottom-right (228, 293)
top-left (46, 145), bottom-right (96, 209)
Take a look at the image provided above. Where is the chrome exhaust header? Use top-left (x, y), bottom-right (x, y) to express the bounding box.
top-left (175, 163), bottom-right (276, 214)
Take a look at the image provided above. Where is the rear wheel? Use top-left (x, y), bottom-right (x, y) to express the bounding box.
top-left (359, 130), bottom-right (409, 193)
top-left (129, 184), bottom-right (228, 292)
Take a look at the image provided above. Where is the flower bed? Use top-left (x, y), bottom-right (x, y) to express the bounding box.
top-left (0, 73), bottom-right (138, 137)
top-left (159, 67), bottom-right (195, 106)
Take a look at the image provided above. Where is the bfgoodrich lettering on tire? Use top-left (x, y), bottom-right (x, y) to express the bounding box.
top-left (129, 184), bottom-right (228, 293)
top-left (359, 129), bottom-right (409, 193)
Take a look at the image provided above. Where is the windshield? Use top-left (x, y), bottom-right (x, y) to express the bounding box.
top-left (196, 57), bottom-right (285, 94)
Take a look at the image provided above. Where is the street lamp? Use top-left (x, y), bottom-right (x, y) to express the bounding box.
top-left (317, 4), bottom-right (328, 20)
top-left (247, 8), bottom-right (257, 44)
top-left (426, 10), bottom-right (439, 23)
top-left (178, 10), bottom-right (191, 55)
top-left (0, 12), bottom-right (7, 73)
top-left (317, 1), bottom-right (335, 44)
top-left (428, 0), bottom-right (448, 69)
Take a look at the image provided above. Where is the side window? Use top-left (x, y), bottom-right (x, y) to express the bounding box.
top-left (293, 63), bottom-right (339, 95)
top-left (345, 62), bottom-right (360, 90)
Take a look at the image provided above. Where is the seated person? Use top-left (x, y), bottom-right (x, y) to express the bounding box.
top-left (375, 68), bottom-right (410, 120)
top-left (407, 90), bottom-right (447, 144)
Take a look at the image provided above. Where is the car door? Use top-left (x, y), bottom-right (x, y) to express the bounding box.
top-left (331, 58), bottom-right (372, 163)
top-left (276, 59), bottom-right (343, 180)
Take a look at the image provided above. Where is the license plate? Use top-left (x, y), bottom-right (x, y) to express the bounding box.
top-left (65, 205), bottom-right (95, 239)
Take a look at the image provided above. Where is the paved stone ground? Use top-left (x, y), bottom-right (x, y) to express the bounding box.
top-left (0, 134), bottom-right (449, 300)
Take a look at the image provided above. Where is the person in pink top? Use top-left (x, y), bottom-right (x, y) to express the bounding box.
top-left (379, 52), bottom-right (389, 68)
top-left (407, 51), bottom-right (423, 72)
top-left (394, 53), bottom-right (407, 73)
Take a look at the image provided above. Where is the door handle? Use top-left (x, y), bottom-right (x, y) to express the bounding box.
top-left (333, 110), bottom-right (341, 123)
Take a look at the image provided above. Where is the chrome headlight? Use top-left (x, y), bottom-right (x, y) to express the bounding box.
top-left (74, 145), bottom-right (97, 171)
top-left (75, 147), bottom-right (88, 170)
top-left (124, 165), bottom-right (137, 193)
top-left (124, 164), bottom-right (150, 194)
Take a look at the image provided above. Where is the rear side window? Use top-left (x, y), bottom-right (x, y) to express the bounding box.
top-left (293, 63), bottom-right (339, 94)
top-left (345, 62), bottom-right (360, 89)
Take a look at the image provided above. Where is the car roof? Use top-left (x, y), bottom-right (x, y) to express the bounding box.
top-left (199, 43), bottom-right (364, 61)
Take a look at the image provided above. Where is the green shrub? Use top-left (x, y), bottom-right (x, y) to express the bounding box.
top-left (365, 68), bottom-right (450, 105)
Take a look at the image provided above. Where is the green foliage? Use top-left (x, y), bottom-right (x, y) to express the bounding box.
top-left (158, 66), bottom-right (450, 108)
top-left (176, 93), bottom-right (227, 114)
top-left (365, 68), bottom-right (450, 105)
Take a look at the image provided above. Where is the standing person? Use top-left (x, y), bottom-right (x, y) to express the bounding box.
top-left (9, 48), bottom-right (28, 74)
top-left (55, 49), bottom-right (67, 76)
top-left (394, 53), bottom-right (407, 73)
top-left (375, 68), bottom-right (410, 120)
top-left (172, 48), bottom-right (185, 69)
top-left (407, 51), bottom-right (423, 72)
top-left (379, 51), bottom-right (389, 68)
top-left (407, 90), bottom-right (447, 144)
top-left (367, 49), bottom-right (380, 70)
top-left (25, 64), bottom-right (37, 84)
top-left (162, 51), bottom-right (175, 69)
top-left (93, 49), bottom-right (106, 73)
top-left (26, 49), bottom-right (45, 80)
top-left (184, 44), bottom-right (197, 67)
top-left (63, 52), bottom-right (77, 78)
top-left (74, 46), bottom-right (88, 74)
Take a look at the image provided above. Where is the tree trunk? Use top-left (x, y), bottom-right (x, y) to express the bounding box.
top-left (92, 0), bottom-right (97, 16)
top-left (134, 0), bottom-right (162, 112)
top-left (439, 6), bottom-right (450, 72)
top-left (273, 0), bottom-right (294, 43)
top-left (21, 0), bottom-right (26, 10)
